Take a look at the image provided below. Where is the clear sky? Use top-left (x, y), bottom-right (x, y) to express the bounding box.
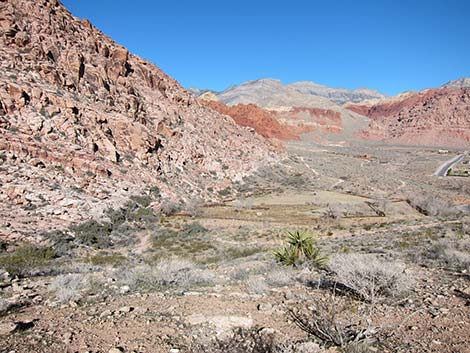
top-left (61, 0), bottom-right (469, 95)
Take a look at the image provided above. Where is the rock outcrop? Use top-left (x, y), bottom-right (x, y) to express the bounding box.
top-left (0, 0), bottom-right (278, 241)
top-left (347, 88), bottom-right (470, 147)
top-left (202, 100), bottom-right (304, 141)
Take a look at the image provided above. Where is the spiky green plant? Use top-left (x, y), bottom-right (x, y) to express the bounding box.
top-left (273, 245), bottom-right (297, 266)
top-left (274, 230), bottom-right (328, 267)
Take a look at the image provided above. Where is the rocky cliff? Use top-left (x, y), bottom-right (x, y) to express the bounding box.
top-left (0, 0), bottom-right (278, 241)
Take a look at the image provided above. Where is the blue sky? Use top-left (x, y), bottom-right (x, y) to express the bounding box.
top-left (61, 0), bottom-right (470, 95)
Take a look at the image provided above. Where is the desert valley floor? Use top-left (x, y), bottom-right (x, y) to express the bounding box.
top-left (1, 141), bottom-right (469, 353)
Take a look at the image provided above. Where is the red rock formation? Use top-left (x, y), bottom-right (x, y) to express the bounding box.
top-left (345, 104), bottom-right (372, 117)
top-left (347, 88), bottom-right (470, 147)
top-left (0, 0), bottom-right (278, 240)
top-left (203, 101), bottom-right (301, 140)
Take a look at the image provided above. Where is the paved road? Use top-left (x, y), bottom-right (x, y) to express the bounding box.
top-left (433, 152), bottom-right (467, 177)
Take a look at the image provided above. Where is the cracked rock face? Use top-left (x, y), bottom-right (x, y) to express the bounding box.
top-left (0, 0), bottom-right (279, 241)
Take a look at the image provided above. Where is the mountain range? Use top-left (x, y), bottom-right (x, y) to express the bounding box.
top-left (193, 77), bottom-right (470, 148)
top-left (190, 78), bottom-right (387, 107)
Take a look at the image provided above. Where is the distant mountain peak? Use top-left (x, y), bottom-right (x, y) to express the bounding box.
top-left (192, 78), bottom-right (387, 106)
top-left (442, 77), bottom-right (470, 89)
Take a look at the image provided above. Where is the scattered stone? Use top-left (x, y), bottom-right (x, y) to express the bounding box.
top-left (100, 309), bottom-right (113, 318)
top-left (109, 348), bottom-right (124, 353)
top-left (0, 322), bottom-right (17, 336)
top-left (118, 306), bottom-right (134, 313)
top-left (257, 302), bottom-right (273, 312)
top-left (119, 285), bottom-right (130, 294)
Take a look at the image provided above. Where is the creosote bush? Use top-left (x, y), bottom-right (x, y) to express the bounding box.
top-left (273, 230), bottom-right (328, 267)
top-left (329, 253), bottom-right (411, 303)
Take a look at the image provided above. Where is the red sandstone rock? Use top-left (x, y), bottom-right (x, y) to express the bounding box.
top-left (202, 101), bottom-right (300, 141)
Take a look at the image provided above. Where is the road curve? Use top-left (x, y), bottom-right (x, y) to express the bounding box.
top-left (433, 152), bottom-right (467, 177)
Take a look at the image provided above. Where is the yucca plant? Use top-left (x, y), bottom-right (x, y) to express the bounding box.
top-left (274, 230), bottom-right (328, 267)
top-left (273, 245), bottom-right (297, 266)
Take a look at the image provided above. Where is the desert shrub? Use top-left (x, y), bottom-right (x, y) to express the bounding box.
top-left (230, 262), bottom-right (270, 282)
top-left (115, 259), bottom-right (214, 292)
top-left (129, 194), bottom-right (152, 207)
top-left (49, 274), bottom-right (85, 303)
top-left (160, 199), bottom-right (182, 216)
top-left (324, 204), bottom-right (342, 219)
top-left (273, 231), bottom-right (328, 267)
top-left (329, 253), bottom-right (411, 303)
top-left (71, 220), bottom-right (113, 249)
top-left (48, 273), bottom-right (101, 303)
top-left (179, 222), bottom-right (207, 237)
top-left (422, 237), bottom-right (470, 271)
top-left (151, 223), bottom-right (214, 260)
top-left (234, 198), bottom-right (254, 211)
top-left (289, 294), bottom-right (377, 349)
top-left (266, 266), bottom-right (295, 287)
top-left (87, 252), bottom-right (126, 267)
top-left (0, 244), bottom-right (56, 277)
top-left (106, 200), bottom-right (157, 226)
top-left (245, 275), bottom-right (268, 295)
top-left (42, 230), bottom-right (75, 256)
top-left (224, 246), bottom-right (263, 261)
top-left (406, 194), bottom-right (459, 218)
top-left (130, 206), bottom-right (158, 223)
top-left (218, 187), bottom-right (232, 197)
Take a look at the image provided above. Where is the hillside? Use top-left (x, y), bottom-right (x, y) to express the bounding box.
top-left (0, 0), bottom-right (278, 240)
top-left (346, 87), bottom-right (470, 147)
